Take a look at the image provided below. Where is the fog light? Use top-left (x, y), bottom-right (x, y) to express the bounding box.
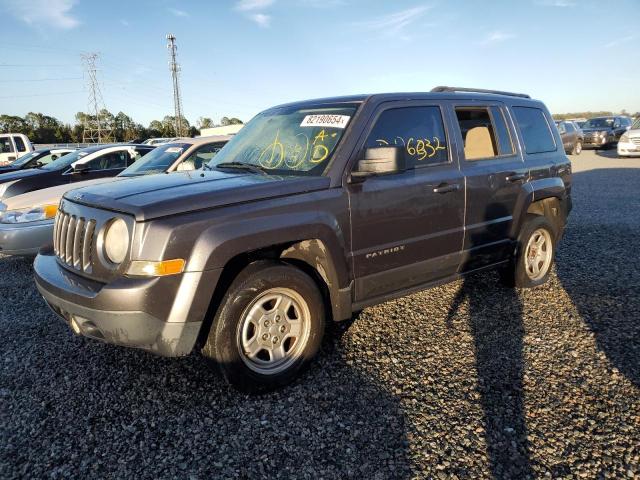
top-left (126, 259), bottom-right (186, 277)
top-left (70, 317), bottom-right (81, 334)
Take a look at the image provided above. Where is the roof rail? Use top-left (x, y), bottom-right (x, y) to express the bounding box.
top-left (431, 86), bottom-right (531, 99)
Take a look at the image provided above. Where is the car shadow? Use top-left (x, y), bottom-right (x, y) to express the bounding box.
top-left (0, 254), bottom-right (413, 479)
top-left (554, 167), bottom-right (640, 388)
top-left (445, 205), bottom-right (534, 479)
top-left (593, 148), bottom-right (619, 159)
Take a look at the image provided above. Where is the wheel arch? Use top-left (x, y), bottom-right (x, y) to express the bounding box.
top-left (194, 237), bottom-right (353, 349)
top-left (511, 177), bottom-right (569, 241)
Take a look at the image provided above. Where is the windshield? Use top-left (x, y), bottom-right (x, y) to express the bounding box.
top-left (632, 118), bottom-right (640, 130)
top-left (41, 149), bottom-right (89, 170)
top-left (583, 118), bottom-right (614, 129)
top-left (120, 143), bottom-right (189, 176)
top-left (207, 105), bottom-right (357, 176)
top-left (7, 150), bottom-right (41, 167)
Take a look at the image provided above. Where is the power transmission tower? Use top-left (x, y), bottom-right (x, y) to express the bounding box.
top-left (166, 34), bottom-right (185, 137)
top-left (81, 53), bottom-right (113, 143)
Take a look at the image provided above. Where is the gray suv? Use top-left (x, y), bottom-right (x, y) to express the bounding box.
top-left (34, 87), bottom-right (572, 392)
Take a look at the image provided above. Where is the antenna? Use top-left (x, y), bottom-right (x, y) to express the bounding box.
top-left (81, 53), bottom-right (113, 143)
top-left (166, 34), bottom-right (185, 137)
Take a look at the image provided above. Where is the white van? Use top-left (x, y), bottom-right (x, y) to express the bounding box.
top-left (0, 134), bottom-right (34, 166)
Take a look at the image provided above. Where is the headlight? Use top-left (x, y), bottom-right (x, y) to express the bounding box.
top-left (0, 204), bottom-right (58, 224)
top-left (102, 218), bottom-right (129, 264)
top-left (620, 133), bottom-right (630, 143)
top-left (0, 180), bottom-right (18, 198)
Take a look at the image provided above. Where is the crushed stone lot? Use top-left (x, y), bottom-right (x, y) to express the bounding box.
top-left (1, 149), bottom-right (639, 479)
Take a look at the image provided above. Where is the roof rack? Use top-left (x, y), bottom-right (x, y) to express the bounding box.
top-left (431, 86), bottom-right (530, 99)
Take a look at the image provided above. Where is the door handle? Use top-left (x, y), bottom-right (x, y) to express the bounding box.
top-left (506, 173), bottom-right (526, 182)
top-left (433, 183), bottom-right (461, 194)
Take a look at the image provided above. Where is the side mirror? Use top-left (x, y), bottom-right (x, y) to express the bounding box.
top-left (350, 146), bottom-right (405, 182)
top-left (73, 163), bottom-right (90, 174)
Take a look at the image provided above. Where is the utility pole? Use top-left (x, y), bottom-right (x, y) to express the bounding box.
top-left (81, 53), bottom-right (112, 143)
top-left (166, 34), bottom-right (184, 137)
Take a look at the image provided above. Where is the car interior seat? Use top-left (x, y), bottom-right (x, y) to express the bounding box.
top-left (464, 126), bottom-right (496, 160)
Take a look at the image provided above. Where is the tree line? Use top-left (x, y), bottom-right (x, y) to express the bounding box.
top-left (0, 111), bottom-right (244, 144)
top-left (552, 110), bottom-right (639, 121)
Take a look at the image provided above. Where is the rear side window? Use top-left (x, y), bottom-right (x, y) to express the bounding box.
top-left (455, 107), bottom-right (513, 160)
top-left (513, 107), bottom-right (556, 154)
top-left (365, 106), bottom-right (448, 168)
top-left (13, 136), bottom-right (26, 152)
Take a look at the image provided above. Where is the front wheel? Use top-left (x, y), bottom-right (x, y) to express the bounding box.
top-left (571, 140), bottom-right (582, 156)
top-left (500, 214), bottom-right (556, 288)
top-left (202, 261), bottom-right (325, 393)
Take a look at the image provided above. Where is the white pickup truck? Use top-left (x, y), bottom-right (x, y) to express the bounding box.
top-left (0, 133), bottom-right (34, 166)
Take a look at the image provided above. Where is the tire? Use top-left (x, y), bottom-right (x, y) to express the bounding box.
top-left (500, 214), bottom-right (556, 288)
top-left (202, 261), bottom-right (325, 393)
top-left (571, 140), bottom-right (582, 156)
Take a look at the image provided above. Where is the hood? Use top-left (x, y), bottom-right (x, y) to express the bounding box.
top-left (581, 126), bottom-right (613, 133)
top-left (0, 165), bottom-right (23, 174)
top-left (626, 129), bottom-right (640, 138)
top-left (2, 177), bottom-right (116, 211)
top-left (64, 170), bottom-right (331, 221)
top-left (0, 168), bottom-right (45, 184)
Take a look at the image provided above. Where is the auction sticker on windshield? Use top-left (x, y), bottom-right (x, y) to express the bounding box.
top-left (300, 114), bottom-right (351, 129)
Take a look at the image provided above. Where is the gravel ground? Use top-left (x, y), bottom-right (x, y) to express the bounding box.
top-left (1, 149), bottom-right (639, 479)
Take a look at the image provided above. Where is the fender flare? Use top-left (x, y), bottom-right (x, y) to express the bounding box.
top-left (191, 212), bottom-right (353, 322)
top-left (510, 177), bottom-right (567, 239)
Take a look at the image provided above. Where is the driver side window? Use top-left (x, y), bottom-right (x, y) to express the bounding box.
top-left (37, 153), bottom-right (56, 166)
top-left (364, 106), bottom-right (449, 169)
top-left (1, 138), bottom-right (14, 153)
top-left (84, 151), bottom-right (129, 171)
top-left (178, 143), bottom-right (224, 171)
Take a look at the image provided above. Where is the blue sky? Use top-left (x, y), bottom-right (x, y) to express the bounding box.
top-left (0, 0), bottom-right (638, 126)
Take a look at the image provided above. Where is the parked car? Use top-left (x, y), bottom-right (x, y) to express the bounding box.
top-left (34, 87), bottom-right (572, 392)
top-left (0, 133), bottom-right (34, 166)
top-left (0, 144), bottom-right (154, 201)
top-left (0, 147), bottom-right (76, 174)
top-left (143, 137), bottom-right (179, 146)
top-left (0, 136), bottom-right (230, 255)
top-left (581, 116), bottom-right (633, 149)
top-left (617, 117), bottom-right (640, 157)
top-left (567, 118), bottom-right (587, 128)
top-left (555, 120), bottom-right (583, 155)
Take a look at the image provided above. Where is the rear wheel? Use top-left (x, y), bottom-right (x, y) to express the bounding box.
top-left (571, 140), bottom-right (582, 156)
top-left (500, 214), bottom-right (556, 288)
top-left (202, 261), bottom-right (325, 393)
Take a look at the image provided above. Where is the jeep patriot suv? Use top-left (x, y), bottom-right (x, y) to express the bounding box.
top-left (34, 87), bottom-right (572, 392)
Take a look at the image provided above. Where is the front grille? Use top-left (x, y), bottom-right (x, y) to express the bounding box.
top-left (53, 211), bottom-right (96, 273)
top-left (632, 138), bottom-right (640, 146)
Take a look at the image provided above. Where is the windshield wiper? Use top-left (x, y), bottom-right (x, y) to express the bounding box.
top-left (215, 162), bottom-right (269, 175)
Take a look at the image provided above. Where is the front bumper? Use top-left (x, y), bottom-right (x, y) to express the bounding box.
top-left (34, 250), bottom-right (222, 357)
top-left (617, 140), bottom-right (640, 157)
top-left (0, 220), bottom-right (54, 256)
top-left (582, 135), bottom-right (610, 148)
